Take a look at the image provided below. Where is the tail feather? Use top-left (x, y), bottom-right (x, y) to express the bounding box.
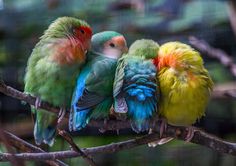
top-left (69, 104), bottom-right (90, 131)
top-left (114, 95), bottom-right (128, 113)
top-left (34, 110), bottom-right (56, 146)
top-left (127, 100), bottom-right (155, 133)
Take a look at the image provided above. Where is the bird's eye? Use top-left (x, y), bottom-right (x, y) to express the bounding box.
top-left (109, 43), bottom-right (115, 48)
top-left (80, 29), bottom-right (85, 34)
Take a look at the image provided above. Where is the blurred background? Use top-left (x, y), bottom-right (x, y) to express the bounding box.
top-left (0, 0), bottom-right (236, 165)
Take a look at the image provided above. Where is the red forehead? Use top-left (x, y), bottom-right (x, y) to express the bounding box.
top-left (80, 26), bottom-right (92, 36)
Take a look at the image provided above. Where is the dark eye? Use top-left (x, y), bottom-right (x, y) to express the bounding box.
top-left (80, 29), bottom-right (85, 34)
top-left (109, 43), bottom-right (115, 48)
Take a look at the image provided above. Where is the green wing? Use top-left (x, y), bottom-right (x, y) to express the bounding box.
top-left (113, 55), bottom-right (129, 113)
top-left (77, 56), bottom-right (117, 109)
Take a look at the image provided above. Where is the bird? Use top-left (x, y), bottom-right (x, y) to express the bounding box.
top-left (24, 17), bottom-right (92, 146)
top-left (113, 39), bottom-right (160, 133)
top-left (153, 41), bottom-right (213, 141)
top-left (69, 31), bottom-right (128, 131)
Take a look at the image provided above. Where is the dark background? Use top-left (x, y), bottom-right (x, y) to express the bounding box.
top-left (0, 0), bottom-right (236, 165)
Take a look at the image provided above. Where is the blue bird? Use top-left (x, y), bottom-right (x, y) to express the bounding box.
top-left (113, 39), bottom-right (160, 133)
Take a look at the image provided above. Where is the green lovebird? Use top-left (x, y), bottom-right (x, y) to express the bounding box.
top-left (113, 39), bottom-right (160, 133)
top-left (24, 17), bottom-right (92, 146)
top-left (69, 31), bottom-right (128, 131)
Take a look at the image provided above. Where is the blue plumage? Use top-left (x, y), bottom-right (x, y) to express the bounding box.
top-left (114, 56), bottom-right (159, 133)
top-left (69, 64), bottom-right (92, 131)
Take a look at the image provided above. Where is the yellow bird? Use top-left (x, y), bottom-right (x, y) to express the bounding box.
top-left (154, 41), bottom-right (213, 141)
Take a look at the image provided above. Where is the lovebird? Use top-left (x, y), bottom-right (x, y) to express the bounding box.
top-left (113, 39), bottom-right (160, 133)
top-left (153, 41), bottom-right (213, 141)
top-left (69, 31), bottom-right (128, 131)
top-left (24, 17), bottom-right (92, 146)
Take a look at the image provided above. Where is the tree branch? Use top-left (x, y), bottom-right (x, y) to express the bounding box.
top-left (189, 36), bottom-right (236, 78)
top-left (57, 129), bottom-right (97, 166)
top-left (0, 127), bottom-right (24, 166)
top-left (0, 80), bottom-right (235, 131)
top-left (0, 124), bottom-right (236, 162)
top-left (1, 130), bottom-right (67, 166)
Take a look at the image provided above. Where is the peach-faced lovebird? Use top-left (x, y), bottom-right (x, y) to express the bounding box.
top-left (69, 31), bottom-right (128, 131)
top-left (113, 39), bottom-right (160, 133)
top-left (24, 17), bottom-right (92, 146)
top-left (153, 41), bottom-right (213, 141)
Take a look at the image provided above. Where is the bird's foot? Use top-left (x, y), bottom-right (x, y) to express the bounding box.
top-left (185, 126), bottom-right (195, 142)
top-left (103, 118), bottom-right (108, 126)
top-left (116, 129), bottom-right (120, 135)
top-left (160, 118), bottom-right (167, 138)
top-left (99, 119), bottom-right (108, 133)
top-left (57, 108), bottom-right (66, 124)
top-left (147, 128), bottom-right (173, 147)
top-left (35, 97), bottom-right (41, 109)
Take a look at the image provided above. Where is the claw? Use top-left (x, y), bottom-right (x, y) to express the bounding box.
top-left (99, 128), bottom-right (106, 133)
top-left (116, 129), bottom-right (120, 135)
top-left (57, 108), bottom-right (66, 124)
top-left (160, 119), bottom-right (167, 138)
top-left (103, 118), bottom-right (108, 126)
top-left (35, 97), bottom-right (41, 109)
top-left (185, 126), bottom-right (195, 142)
top-left (99, 119), bottom-right (108, 133)
top-left (148, 128), bottom-right (173, 147)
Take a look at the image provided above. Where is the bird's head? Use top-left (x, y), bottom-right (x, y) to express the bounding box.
top-left (42, 17), bottom-right (92, 65)
top-left (155, 42), bottom-right (204, 71)
top-left (91, 31), bottom-right (128, 59)
top-left (128, 39), bottom-right (159, 59)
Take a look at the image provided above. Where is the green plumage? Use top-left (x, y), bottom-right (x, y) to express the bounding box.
top-left (24, 17), bottom-right (91, 146)
top-left (69, 31), bottom-right (127, 131)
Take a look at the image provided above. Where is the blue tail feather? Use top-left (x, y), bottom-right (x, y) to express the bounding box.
top-left (127, 99), bottom-right (155, 133)
top-left (34, 115), bottom-right (56, 146)
top-left (70, 104), bottom-right (90, 131)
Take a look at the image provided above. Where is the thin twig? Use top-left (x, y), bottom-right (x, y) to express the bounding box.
top-left (189, 36), bottom-right (236, 78)
top-left (0, 80), bottom-right (67, 117)
top-left (2, 130), bottom-right (67, 166)
top-left (0, 125), bottom-right (236, 161)
top-left (57, 129), bottom-right (97, 166)
top-left (0, 127), bottom-right (25, 166)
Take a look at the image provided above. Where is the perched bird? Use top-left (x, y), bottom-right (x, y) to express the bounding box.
top-left (113, 39), bottom-right (160, 133)
top-left (69, 31), bottom-right (128, 131)
top-left (153, 41), bottom-right (213, 141)
top-left (24, 17), bottom-right (92, 146)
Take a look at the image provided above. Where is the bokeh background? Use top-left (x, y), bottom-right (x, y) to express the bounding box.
top-left (0, 0), bottom-right (236, 165)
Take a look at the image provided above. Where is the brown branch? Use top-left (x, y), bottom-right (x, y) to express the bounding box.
top-left (57, 129), bottom-right (97, 166)
top-left (0, 79), bottom-right (235, 131)
top-left (189, 36), bottom-right (236, 78)
top-left (2, 130), bottom-right (67, 166)
top-left (0, 80), bottom-right (67, 118)
top-left (227, 0), bottom-right (236, 38)
top-left (0, 127), bottom-right (24, 166)
top-left (0, 124), bottom-right (236, 161)
top-left (1, 74), bottom-right (236, 158)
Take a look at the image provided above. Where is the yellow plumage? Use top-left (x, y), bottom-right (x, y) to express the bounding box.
top-left (157, 42), bottom-right (213, 126)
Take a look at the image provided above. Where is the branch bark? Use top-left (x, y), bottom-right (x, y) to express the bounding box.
top-left (1, 130), bottom-right (67, 166)
top-left (0, 124), bottom-right (236, 162)
top-left (0, 80), bottom-right (235, 131)
top-left (189, 36), bottom-right (236, 78)
top-left (58, 129), bottom-right (97, 166)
